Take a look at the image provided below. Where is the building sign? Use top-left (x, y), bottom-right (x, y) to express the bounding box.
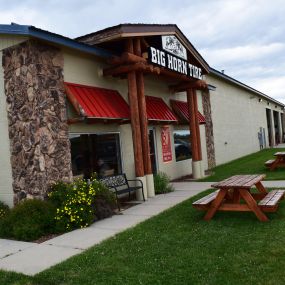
top-left (161, 126), bottom-right (172, 162)
top-left (162, 35), bottom-right (187, 60)
top-left (148, 46), bottom-right (202, 80)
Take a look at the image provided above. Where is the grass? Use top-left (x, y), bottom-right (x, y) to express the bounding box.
top-left (200, 148), bottom-right (285, 182)
top-left (1, 189), bottom-right (285, 285)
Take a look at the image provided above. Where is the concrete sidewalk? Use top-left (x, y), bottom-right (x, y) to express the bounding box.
top-left (0, 182), bottom-right (212, 276)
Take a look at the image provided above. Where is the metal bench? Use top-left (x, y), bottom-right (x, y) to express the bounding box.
top-left (192, 190), bottom-right (219, 210)
top-left (99, 174), bottom-right (145, 210)
top-left (258, 190), bottom-right (285, 212)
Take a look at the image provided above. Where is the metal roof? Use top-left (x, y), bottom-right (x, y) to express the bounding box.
top-left (209, 68), bottom-right (285, 107)
top-left (0, 23), bottom-right (112, 58)
top-left (170, 99), bottom-right (206, 124)
top-left (146, 96), bottom-right (178, 122)
top-left (65, 82), bottom-right (130, 120)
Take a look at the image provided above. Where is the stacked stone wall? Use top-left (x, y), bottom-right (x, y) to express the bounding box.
top-left (2, 40), bottom-right (72, 204)
top-left (202, 90), bottom-right (216, 169)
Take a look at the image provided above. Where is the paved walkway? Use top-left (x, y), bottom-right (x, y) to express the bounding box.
top-left (0, 182), bottom-right (212, 276)
top-left (274, 143), bottom-right (285, 148)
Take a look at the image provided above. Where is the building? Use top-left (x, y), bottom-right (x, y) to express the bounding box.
top-left (0, 23), bottom-right (284, 207)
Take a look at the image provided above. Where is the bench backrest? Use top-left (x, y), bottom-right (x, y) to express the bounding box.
top-left (99, 174), bottom-right (127, 188)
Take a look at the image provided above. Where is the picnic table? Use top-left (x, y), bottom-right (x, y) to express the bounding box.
top-left (193, 174), bottom-right (285, 222)
top-left (265, 152), bottom-right (285, 171)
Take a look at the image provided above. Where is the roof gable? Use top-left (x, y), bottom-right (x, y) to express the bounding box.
top-left (77, 24), bottom-right (209, 73)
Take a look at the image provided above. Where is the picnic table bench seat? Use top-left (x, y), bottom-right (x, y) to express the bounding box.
top-left (258, 190), bottom-right (285, 212)
top-left (265, 159), bottom-right (275, 167)
top-left (192, 190), bottom-right (219, 210)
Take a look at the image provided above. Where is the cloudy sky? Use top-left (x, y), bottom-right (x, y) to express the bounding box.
top-left (1, 0), bottom-right (285, 103)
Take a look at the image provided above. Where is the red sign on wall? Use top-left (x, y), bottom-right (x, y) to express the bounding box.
top-left (161, 126), bottom-right (172, 162)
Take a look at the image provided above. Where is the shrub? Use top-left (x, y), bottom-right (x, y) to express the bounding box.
top-left (0, 201), bottom-right (9, 219)
top-left (0, 199), bottom-right (57, 241)
top-left (154, 172), bottom-right (174, 194)
top-left (48, 177), bottom-right (115, 231)
top-left (91, 179), bottom-right (116, 220)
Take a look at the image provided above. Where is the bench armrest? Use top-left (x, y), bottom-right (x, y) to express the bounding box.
top-left (127, 179), bottom-right (143, 188)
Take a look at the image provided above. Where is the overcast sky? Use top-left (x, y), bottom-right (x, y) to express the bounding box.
top-left (1, 0), bottom-right (285, 103)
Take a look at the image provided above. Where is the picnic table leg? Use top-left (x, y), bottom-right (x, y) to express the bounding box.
top-left (232, 189), bottom-right (241, 203)
top-left (255, 182), bottom-right (268, 194)
top-left (270, 158), bottom-right (280, 171)
top-left (204, 189), bottom-right (227, 221)
top-left (239, 189), bottom-right (269, 222)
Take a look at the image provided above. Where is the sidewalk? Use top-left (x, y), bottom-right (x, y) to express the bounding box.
top-left (0, 182), bottom-right (212, 276)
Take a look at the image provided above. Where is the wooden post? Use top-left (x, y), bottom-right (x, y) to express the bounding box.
top-left (193, 89), bottom-right (202, 161)
top-left (187, 89), bottom-right (199, 161)
top-left (126, 39), bottom-right (144, 178)
top-left (134, 38), bottom-right (152, 175)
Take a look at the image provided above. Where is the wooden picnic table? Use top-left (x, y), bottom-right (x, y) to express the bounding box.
top-left (193, 174), bottom-right (285, 222)
top-left (265, 152), bottom-right (285, 170)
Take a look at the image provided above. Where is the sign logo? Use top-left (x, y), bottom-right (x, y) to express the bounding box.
top-left (162, 35), bottom-right (187, 60)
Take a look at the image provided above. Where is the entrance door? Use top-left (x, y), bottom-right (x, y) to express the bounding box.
top-left (148, 128), bottom-right (158, 174)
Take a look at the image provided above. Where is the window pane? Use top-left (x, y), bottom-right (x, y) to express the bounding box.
top-left (69, 133), bottom-right (122, 179)
top-left (173, 130), bottom-right (192, 161)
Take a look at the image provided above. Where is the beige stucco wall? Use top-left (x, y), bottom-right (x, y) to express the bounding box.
top-left (63, 49), bottom-right (207, 180)
top-left (64, 49), bottom-right (137, 178)
top-left (206, 74), bottom-right (284, 166)
top-left (0, 36), bottom-right (28, 206)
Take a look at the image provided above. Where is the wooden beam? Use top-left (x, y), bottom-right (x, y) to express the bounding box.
top-left (141, 38), bottom-right (150, 50)
top-left (126, 39), bottom-right (144, 178)
top-left (159, 67), bottom-right (194, 83)
top-left (108, 52), bottom-right (147, 65)
top-left (134, 38), bottom-right (152, 175)
top-left (187, 89), bottom-right (199, 161)
top-left (103, 62), bottom-right (147, 77)
top-left (193, 89), bottom-right (202, 161)
top-left (103, 62), bottom-right (160, 77)
top-left (169, 80), bottom-right (208, 93)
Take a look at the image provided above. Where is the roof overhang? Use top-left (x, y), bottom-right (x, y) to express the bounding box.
top-left (77, 24), bottom-right (210, 74)
top-left (209, 68), bottom-right (285, 108)
top-left (0, 23), bottom-right (112, 58)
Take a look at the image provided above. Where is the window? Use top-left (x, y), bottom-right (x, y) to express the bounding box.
top-left (173, 130), bottom-right (192, 161)
top-left (69, 133), bottom-right (122, 178)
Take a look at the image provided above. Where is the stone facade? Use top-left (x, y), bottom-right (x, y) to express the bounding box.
top-left (202, 90), bottom-right (216, 169)
top-left (2, 40), bottom-right (72, 204)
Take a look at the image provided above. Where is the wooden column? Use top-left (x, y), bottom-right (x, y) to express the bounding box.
top-left (134, 38), bottom-right (152, 175)
top-left (187, 89), bottom-right (199, 161)
top-left (126, 39), bottom-right (144, 177)
top-left (192, 89), bottom-right (202, 160)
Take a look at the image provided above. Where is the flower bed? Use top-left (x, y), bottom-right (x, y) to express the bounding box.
top-left (0, 177), bottom-right (116, 242)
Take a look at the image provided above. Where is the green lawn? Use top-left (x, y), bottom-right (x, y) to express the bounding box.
top-left (200, 148), bottom-right (285, 182)
top-left (1, 189), bottom-right (285, 285)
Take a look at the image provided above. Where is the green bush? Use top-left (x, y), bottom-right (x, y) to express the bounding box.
top-left (154, 172), bottom-right (174, 194)
top-left (48, 177), bottom-right (115, 231)
top-left (0, 199), bottom-right (57, 241)
top-left (0, 201), bottom-right (9, 219)
top-left (91, 179), bottom-right (116, 220)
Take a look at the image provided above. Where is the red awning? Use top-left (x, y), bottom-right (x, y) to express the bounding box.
top-left (65, 82), bottom-right (130, 121)
top-left (146, 96), bottom-right (178, 123)
top-left (170, 99), bottom-right (206, 124)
